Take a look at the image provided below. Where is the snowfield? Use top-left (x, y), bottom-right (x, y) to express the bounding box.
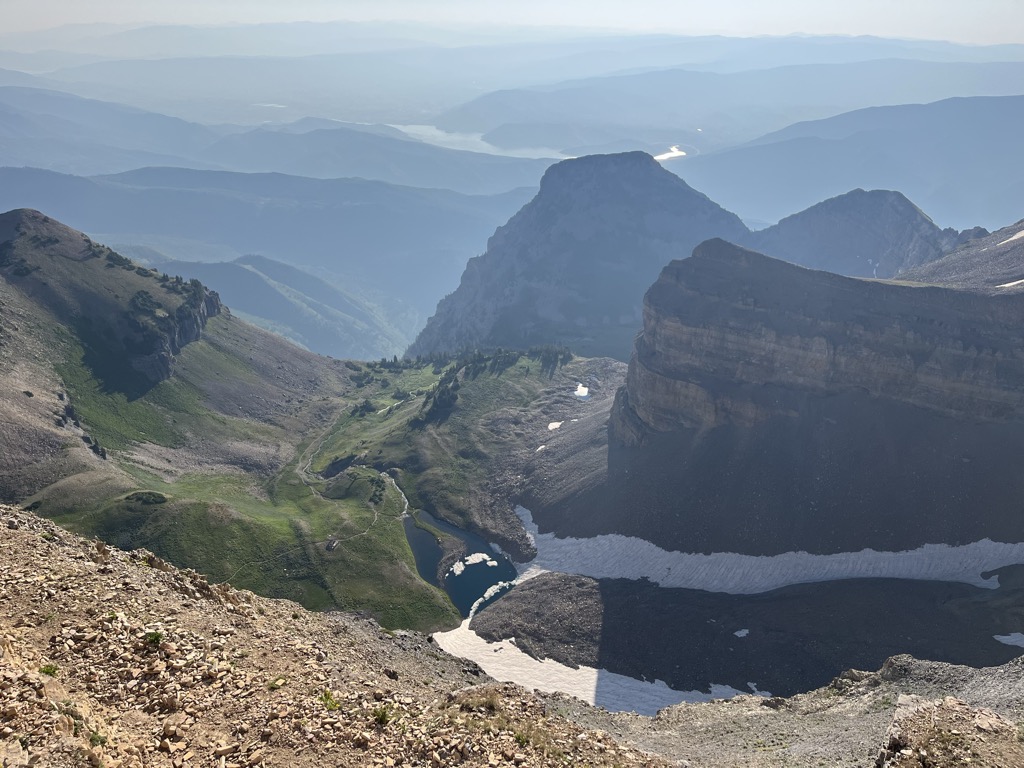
top-left (433, 620), bottom-right (758, 715)
top-left (513, 507), bottom-right (1024, 593)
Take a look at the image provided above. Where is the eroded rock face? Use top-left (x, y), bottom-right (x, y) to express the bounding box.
top-left (534, 239), bottom-right (1024, 556)
top-left (614, 238), bottom-right (1024, 442)
top-left (128, 290), bottom-right (222, 383)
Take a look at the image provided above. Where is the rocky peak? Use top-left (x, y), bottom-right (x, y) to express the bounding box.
top-left (743, 188), bottom-right (970, 278)
top-left (408, 152), bottom-right (749, 361)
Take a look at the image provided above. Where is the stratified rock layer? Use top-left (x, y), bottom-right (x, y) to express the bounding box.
top-left (616, 238), bottom-right (1024, 440)
top-left (535, 239), bottom-right (1024, 555)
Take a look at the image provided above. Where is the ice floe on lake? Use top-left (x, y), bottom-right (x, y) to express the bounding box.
top-left (734, 629), bottom-right (750, 638)
top-left (449, 551), bottom-right (499, 577)
top-left (513, 507), bottom-right (1024, 593)
top-left (994, 633), bottom-right (1024, 648)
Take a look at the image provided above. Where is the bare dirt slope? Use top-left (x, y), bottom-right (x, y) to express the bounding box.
top-left (0, 504), bottom-right (667, 768)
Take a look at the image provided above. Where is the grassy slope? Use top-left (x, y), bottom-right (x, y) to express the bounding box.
top-left (0, 214), bottom-right (459, 631)
top-left (42, 319), bottom-right (460, 631)
top-left (311, 350), bottom-right (575, 542)
top-left (2, 213), bottom-right (582, 633)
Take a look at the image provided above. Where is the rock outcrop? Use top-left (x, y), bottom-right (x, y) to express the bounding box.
top-left (127, 286), bottom-right (222, 383)
top-left (900, 218), bottom-right (1024, 293)
top-left (531, 239), bottom-right (1024, 555)
top-left (0, 208), bottom-right (220, 390)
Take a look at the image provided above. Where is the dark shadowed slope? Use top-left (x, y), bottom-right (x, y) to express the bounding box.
top-left (527, 239), bottom-right (1024, 555)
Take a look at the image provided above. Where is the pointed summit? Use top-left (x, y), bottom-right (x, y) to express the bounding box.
top-left (408, 152), bottom-right (749, 360)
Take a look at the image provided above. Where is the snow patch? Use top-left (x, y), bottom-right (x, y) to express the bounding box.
top-left (547, 422), bottom-right (563, 431)
top-left (733, 629), bottom-right (750, 638)
top-left (996, 278), bottom-right (1024, 289)
top-left (994, 633), bottom-right (1024, 648)
top-left (997, 229), bottom-right (1024, 246)
top-left (654, 146), bottom-right (687, 161)
top-left (574, 383), bottom-right (590, 399)
top-left (514, 507), bottom-right (1024, 593)
top-left (535, 445), bottom-right (546, 453)
top-left (433, 621), bottom-right (759, 715)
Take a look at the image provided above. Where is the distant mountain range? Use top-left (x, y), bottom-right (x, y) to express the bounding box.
top-left (150, 254), bottom-right (408, 360)
top-left (410, 152), bottom-right (983, 360)
top-left (0, 86), bottom-right (551, 192)
top-left (13, 30), bottom-right (1023, 124)
top-left (436, 60), bottom-right (1024, 154)
top-left (673, 94), bottom-right (1024, 230)
top-left (0, 165), bottom-right (534, 355)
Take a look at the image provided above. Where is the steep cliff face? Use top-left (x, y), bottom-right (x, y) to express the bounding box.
top-left (127, 288), bottom-right (223, 383)
top-left (531, 239), bottom-right (1024, 556)
top-left (0, 208), bottom-right (221, 390)
top-left (409, 152), bottom-right (983, 361)
top-left (744, 188), bottom-right (976, 278)
top-left (615, 238), bottom-right (1024, 441)
top-left (408, 152), bottom-right (749, 360)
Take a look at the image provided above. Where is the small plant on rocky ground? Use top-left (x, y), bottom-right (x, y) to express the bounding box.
top-left (144, 631), bottom-right (163, 646)
top-left (458, 689), bottom-right (501, 713)
top-left (89, 732), bottom-right (106, 747)
top-left (39, 663), bottom-right (58, 676)
top-left (372, 704), bottom-right (394, 726)
top-left (267, 677), bottom-right (287, 691)
top-left (319, 688), bottom-right (340, 712)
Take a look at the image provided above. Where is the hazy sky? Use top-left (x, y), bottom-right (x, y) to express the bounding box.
top-left (3, 0), bottom-right (1024, 45)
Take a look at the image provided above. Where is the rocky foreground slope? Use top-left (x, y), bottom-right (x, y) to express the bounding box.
top-left (0, 504), bottom-right (666, 768)
top-left (3, 503), bottom-right (1024, 768)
